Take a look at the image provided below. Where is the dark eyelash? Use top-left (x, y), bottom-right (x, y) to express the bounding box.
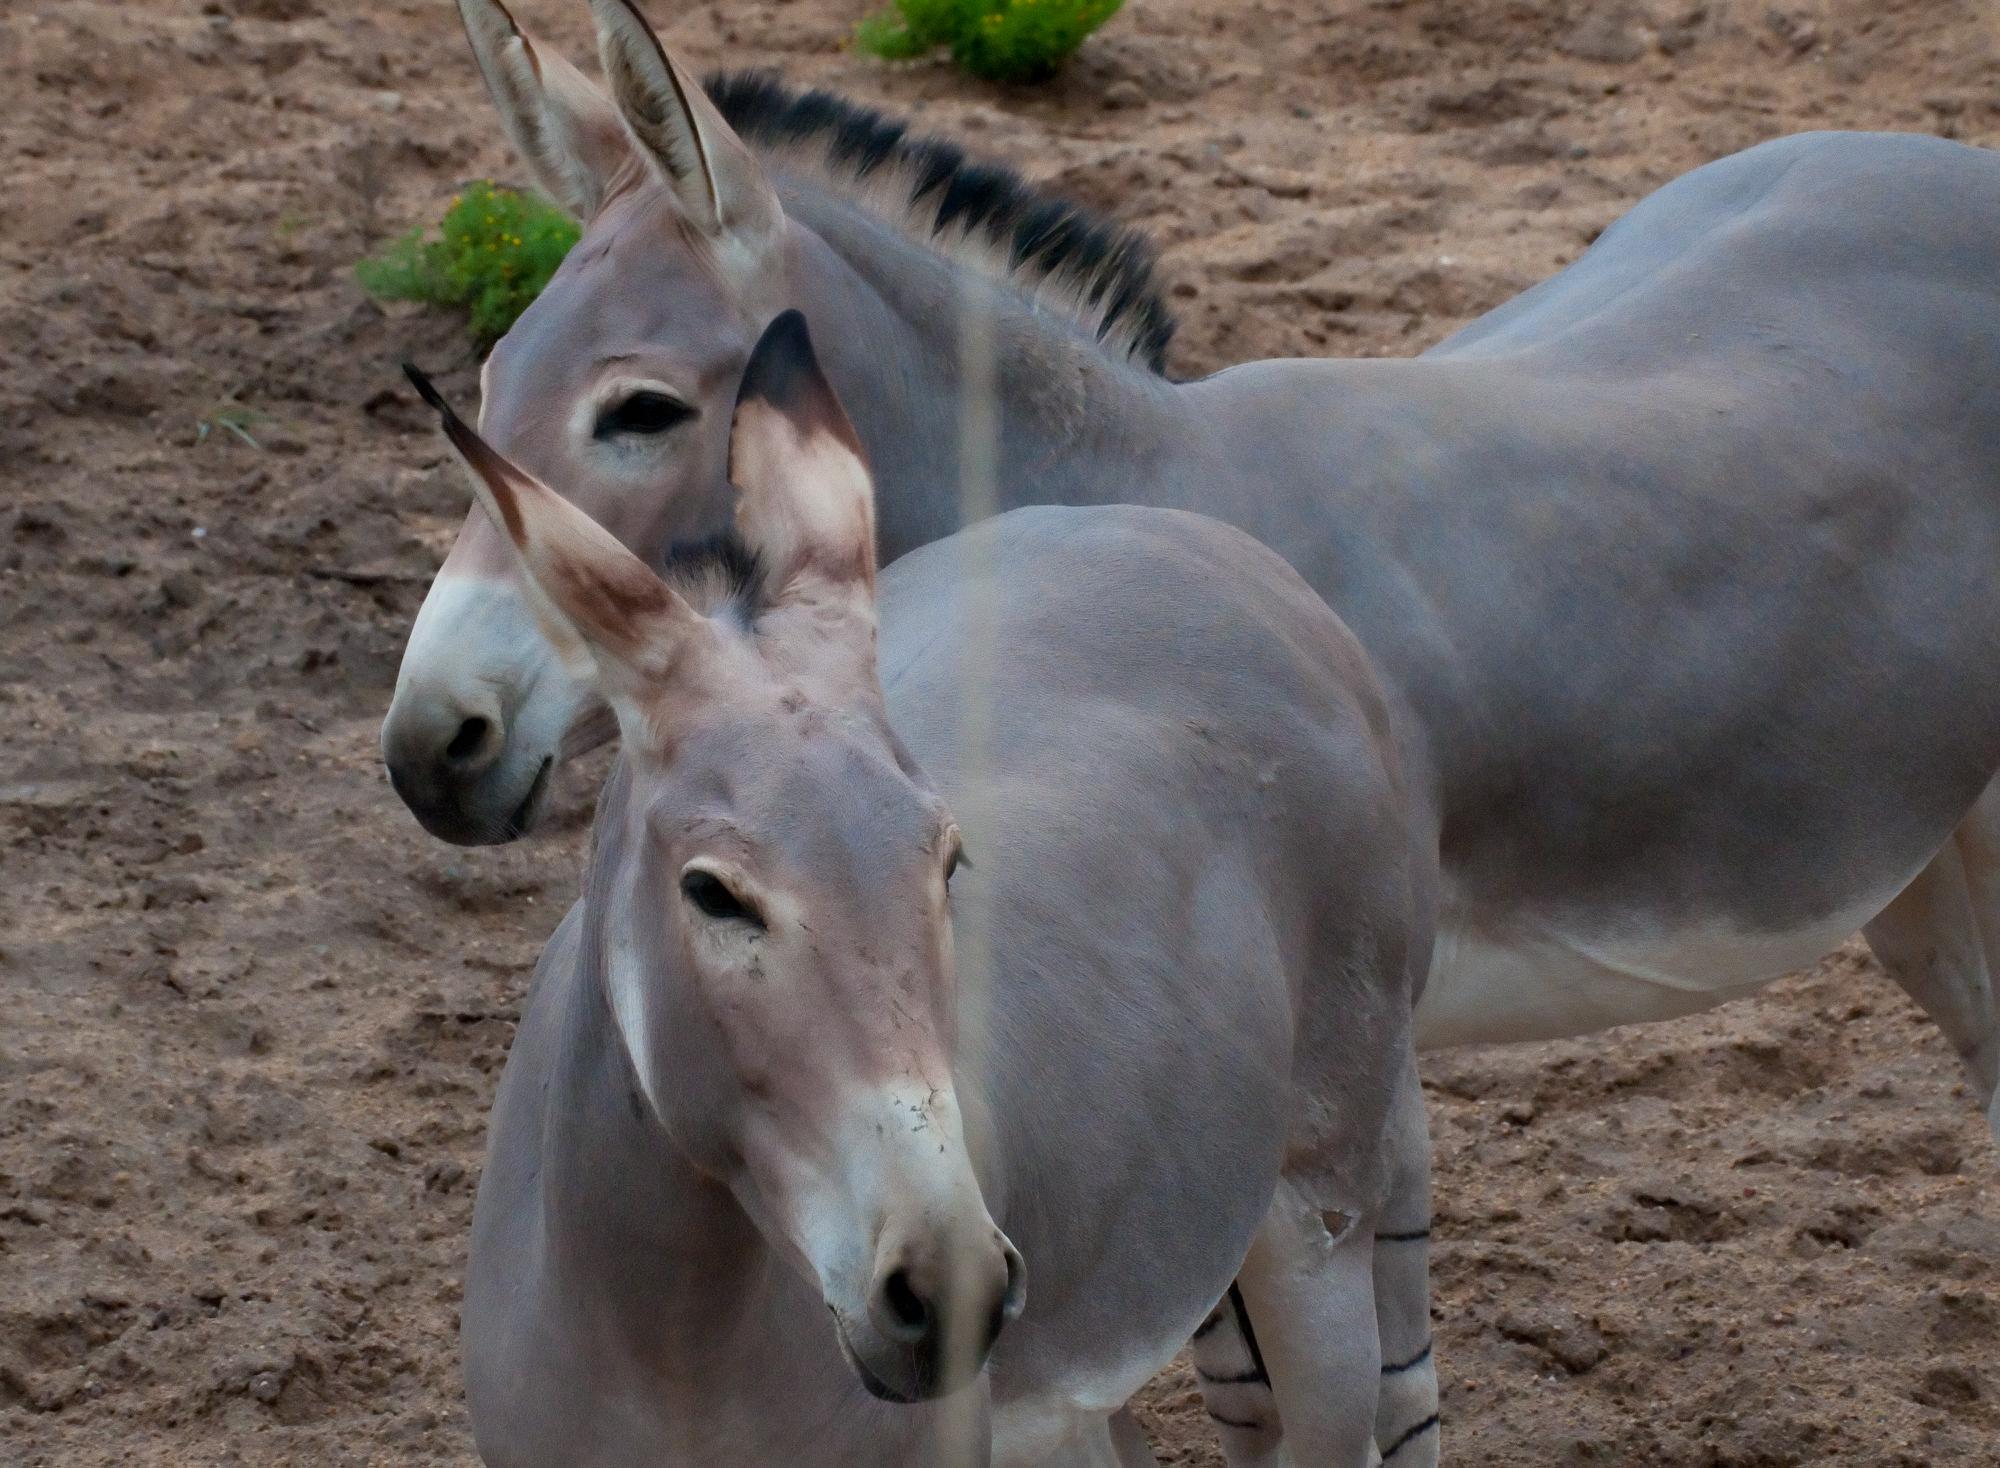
top-left (595, 391), bottom-right (693, 438)
top-left (680, 870), bottom-right (765, 929)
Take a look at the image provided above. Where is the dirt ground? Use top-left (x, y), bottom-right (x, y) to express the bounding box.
top-left (3, 0), bottom-right (1998, 1464)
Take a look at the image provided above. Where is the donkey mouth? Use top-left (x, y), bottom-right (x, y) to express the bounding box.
top-left (849, 1352), bottom-right (919, 1405)
top-left (499, 756), bottom-right (554, 841)
top-left (836, 1328), bottom-right (941, 1405)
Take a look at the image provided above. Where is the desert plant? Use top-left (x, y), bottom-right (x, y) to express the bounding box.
top-left (857, 0), bottom-right (1125, 84)
top-left (356, 181), bottom-right (579, 349)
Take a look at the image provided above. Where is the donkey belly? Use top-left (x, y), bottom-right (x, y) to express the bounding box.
top-left (1414, 877), bottom-right (1916, 1050)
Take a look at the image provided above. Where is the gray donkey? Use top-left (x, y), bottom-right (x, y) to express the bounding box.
top-left (382, 1), bottom-right (2000, 1462)
top-left (386, 1), bottom-right (2000, 1147)
top-left (414, 312), bottom-right (1431, 1466)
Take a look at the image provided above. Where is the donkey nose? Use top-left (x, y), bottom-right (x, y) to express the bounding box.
top-left (867, 1230), bottom-right (1026, 1363)
top-left (382, 690), bottom-right (507, 816)
top-left (440, 712), bottom-right (504, 772)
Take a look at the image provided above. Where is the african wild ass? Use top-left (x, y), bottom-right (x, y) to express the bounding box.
top-left (380, 1), bottom-right (2000, 1461)
top-left (419, 313), bottom-right (1431, 1466)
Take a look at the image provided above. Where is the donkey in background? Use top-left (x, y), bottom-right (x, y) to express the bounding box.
top-left (420, 312), bottom-right (1433, 1467)
top-left (381, 1), bottom-right (2000, 1462)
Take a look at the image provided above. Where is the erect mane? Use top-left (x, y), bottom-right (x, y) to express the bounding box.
top-left (658, 528), bottom-right (767, 621)
top-left (704, 71), bottom-right (1176, 375)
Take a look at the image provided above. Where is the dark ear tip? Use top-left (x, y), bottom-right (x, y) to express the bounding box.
top-left (736, 309), bottom-right (823, 413)
top-left (761, 308), bottom-right (812, 355)
top-left (402, 362), bottom-right (447, 414)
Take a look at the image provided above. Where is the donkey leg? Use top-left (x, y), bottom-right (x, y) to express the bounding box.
top-left (1863, 780), bottom-right (2000, 1144)
top-left (1194, 1055), bottom-right (1434, 1468)
top-left (1369, 1056), bottom-right (1439, 1468)
top-left (1234, 1178), bottom-right (1381, 1467)
top-left (1106, 1407), bottom-right (1163, 1468)
top-left (1189, 1286), bottom-right (1292, 1467)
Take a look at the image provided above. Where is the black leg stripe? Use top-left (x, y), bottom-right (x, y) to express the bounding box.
top-left (1191, 1311), bottom-right (1224, 1341)
top-left (1227, 1282), bottom-right (1272, 1384)
top-left (1206, 1409), bottom-right (1266, 1431)
top-left (1381, 1413), bottom-right (1442, 1462)
top-left (1196, 1365), bottom-right (1270, 1387)
top-left (1375, 1228), bottom-right (1431, 1244)
top-left (1381, 1341), bottom-right (1433, 1376)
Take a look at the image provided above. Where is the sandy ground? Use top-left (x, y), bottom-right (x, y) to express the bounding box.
top-left (3, 1), bottom-right (1998, 1463)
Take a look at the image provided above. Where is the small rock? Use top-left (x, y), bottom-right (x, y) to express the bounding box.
top-left (160, 571), bottom-right (202, 610)
top-left (1102, 80), bottom-right (1145, 111)
top-left (229, 0), bottom-right (320, 19)
top-left (1657, 24), bottom-right (1699, 56)
top-left (424, 1159), bottom-right (467, 1193)
top-left (1558, 17), bottom-right (1645, 65)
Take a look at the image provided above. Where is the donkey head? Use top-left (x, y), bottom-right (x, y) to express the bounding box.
top-left (384, 0), bottom-right (792, 843)
top-left (412, 312), bottom-right (1023, 1403)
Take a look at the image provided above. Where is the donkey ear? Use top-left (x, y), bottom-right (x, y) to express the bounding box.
top-left (458, 0), bottom-right (631, 220)
top-left (587, 0), bottom-right (783, 262)
top-left (727, 311), bottom-right (877, 602)
top-left (404, 365), bottom-right (699, 714)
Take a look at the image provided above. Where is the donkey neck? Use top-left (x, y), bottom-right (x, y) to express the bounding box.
top-left (778, 184), bottom-right (1192, 563)
top-left (540, 900), bottom-right (758, 1319)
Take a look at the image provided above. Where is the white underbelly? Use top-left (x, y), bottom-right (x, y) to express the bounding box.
top-left (1414, 880), bottom-right (1909, 1051)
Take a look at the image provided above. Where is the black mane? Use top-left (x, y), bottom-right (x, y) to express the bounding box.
top-left (704, 70), bottom-right (1176, 375)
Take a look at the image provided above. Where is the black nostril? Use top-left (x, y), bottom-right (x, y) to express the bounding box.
top-left (444, 716), bottom-right (489, 766)
top-left (880, 1268), bottom-right (931, 1340)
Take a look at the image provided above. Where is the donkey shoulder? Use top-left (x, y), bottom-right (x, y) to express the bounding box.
top-left (881, 504), bottom-right (1396, 783)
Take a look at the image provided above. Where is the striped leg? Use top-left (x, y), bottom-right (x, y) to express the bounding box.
top-left (1189, 1285), bottom-right (1291, 1466)
top-left (1190, 1050), bottom-right (1436, 1466)
top-left (1232, 1177), bottom-right (1380, 1467)
top-left (1370, 1054), bottom-right (1438, 1467)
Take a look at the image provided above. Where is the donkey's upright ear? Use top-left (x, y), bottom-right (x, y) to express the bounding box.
top-left (405, 365), bottom-right (700, 716)
top-left (458, 0), bottom-right (631, 220)
top-left (727, 312), bottom-right (877, 606)
top-left (587, 0), bottom-right (783, 267)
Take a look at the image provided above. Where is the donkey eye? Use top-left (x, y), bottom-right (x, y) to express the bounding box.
top-left (680, 869), bottom-right (765, 929)
top-left (595, 391), bottom-right (693, 439)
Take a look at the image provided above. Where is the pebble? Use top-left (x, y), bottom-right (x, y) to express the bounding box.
top-left (1103, 80), bottom-right (1145, 111)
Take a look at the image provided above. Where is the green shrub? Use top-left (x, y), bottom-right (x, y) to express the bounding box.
top-left (857, 0), bottom-right (1125, 84)
top-left (356, 181), bottom-right (580, 349)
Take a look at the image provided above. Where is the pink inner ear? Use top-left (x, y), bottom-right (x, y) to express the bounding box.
top-left (727, 312), bottom-right (874, 582)
top-left (728, 391), bottom-right (877, 599)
